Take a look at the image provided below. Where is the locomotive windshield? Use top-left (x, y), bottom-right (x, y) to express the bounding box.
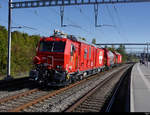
top-left (39, 41), bottom-right (66, 52)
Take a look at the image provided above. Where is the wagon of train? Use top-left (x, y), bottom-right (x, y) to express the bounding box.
top-left (112, 51), bottom-right (122, 65)
top-left (103, 48), bottom-right (116, 69)
top-left (29, 30), bottom-right (122, 86)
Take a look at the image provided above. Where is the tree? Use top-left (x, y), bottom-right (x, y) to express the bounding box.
top-left (104, 45), bottom-right (108, 48)
top-left (79, 37), bottom-right (86, 41)
top-left (0, 26), bottom-right (8, 75)
top-left (92, 38), bottom-right (96, 44)
top-left (107, 45), bottom-right (115, 52)
top-left (0, 25), bottom-right (40, 76)
top-left (116, 45), bottom-right (127, 62)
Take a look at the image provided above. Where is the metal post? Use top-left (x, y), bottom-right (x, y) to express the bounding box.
top-left (6, 0), bottom-right (13, 80)
top-left (94, 4), bottom-right (101, 27)
top-left (60, 6), bottom-right (66, 27)
top-left (147, 42), bottom-right (149, 67)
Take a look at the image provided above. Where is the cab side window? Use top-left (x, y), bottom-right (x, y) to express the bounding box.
top-left (84, 49), bottom-right (87, 59)
top-left (71, 44), bottom-right (76, 56)
top-left (89, 47), bottom-right (91, 59)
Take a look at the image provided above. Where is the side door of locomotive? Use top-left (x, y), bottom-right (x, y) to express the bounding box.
top-left (74, 43), bottom-right (79, 71)
top-left (80, 43), bottom-right (87, 71)
top-left (70, 42), bottom-right (79, 72)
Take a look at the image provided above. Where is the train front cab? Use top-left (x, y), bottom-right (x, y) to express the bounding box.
top-left (30, 37), bottom-right (80, 86)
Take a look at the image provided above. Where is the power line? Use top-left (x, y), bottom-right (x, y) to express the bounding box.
top-left (46, 7), bottom-right (78, 33)
top-left (0, 12), bottom-right (40, 33)
top-left (11, 25), bottom-right (37, 30)
top-left (74, 5), bottom-right (93, 26)
top-left (29, 7), bottom-right (80, 35)
top-left (48, 7), bottom-right (97, 39)
top-left (113, 5), bottom-right (129, 42)
top-left (70, 6), bottom-right (106, 41)
top-left (105, 5), bottom-right (125, 42)
top-left (12, 8), bottom-right (54, 35)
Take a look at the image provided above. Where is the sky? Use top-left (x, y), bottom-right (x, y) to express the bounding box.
top-left (0, 0), bottom-right (150, 53)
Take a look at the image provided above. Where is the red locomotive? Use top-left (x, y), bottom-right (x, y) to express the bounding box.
top-left (29, 30), bottom-right (122, 86)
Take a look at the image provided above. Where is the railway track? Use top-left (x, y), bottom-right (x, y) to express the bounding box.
top-left (0, 88), bottom-right (52, 112)
top-left (64, 64), bottom-right (133, 112)
top-left (0, 64), bottom-right (131, 112)
top-left (102, 64), bottom-right (132, 112)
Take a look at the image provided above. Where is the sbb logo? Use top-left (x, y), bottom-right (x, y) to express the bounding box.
top-left (99, 52), bottom-right (103, 64)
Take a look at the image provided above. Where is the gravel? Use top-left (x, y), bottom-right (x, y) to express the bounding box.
top-left (23, 65), bottom-right (128, 112)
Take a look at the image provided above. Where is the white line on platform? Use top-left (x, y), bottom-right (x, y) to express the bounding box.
top-left (130, 63), bottom-right (137, 112)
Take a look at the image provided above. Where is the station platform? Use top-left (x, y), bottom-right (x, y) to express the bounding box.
top-left (130, 62), bottom-right (150, 112)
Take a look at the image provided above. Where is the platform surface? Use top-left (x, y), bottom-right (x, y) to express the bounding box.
top-left (130, 62), bottom-right (150, 112)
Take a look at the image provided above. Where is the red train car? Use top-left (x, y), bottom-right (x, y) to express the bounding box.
top-left (112, 51), bottom-right (122, 64)
top-left (30, 30), bottom-right (105, 86)
top-left (95, 47), bottom-right (105, 71)
top-left (116, 52), bottom-right (122, 64)
top-left (103, 48), bottom-right (116, 68)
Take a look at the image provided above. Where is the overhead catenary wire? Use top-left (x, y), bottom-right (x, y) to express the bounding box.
top-left (50, 7), bottom-right (82, 28)
top-left (74, 5), bottom-right (109, 43)
top-left (105, 5), bottom-right (125, 42)
top-left (106, 5), bottom-right (129, 44)
top-left (34, 7), bottom-right (85, 36)
top-left (1, 1), bottom-right (128, 42)
top-left (113, 5), bottom-right (129, 43)
top-left (0, 7), bottom-right (43, 34)
top-left (74, 5), bottom-right (93, 27)
top-left (0, 17), bottom-right (39, 33)
top-left (48, 7), bottom-right (98, 40)
top-left (0, 0), bottom-right (104, 41)
top-left (12, 8), bottom-right (55, 36)
top-left (11, 25), bottom-right (37, 30)
top-left (26, 7), bottom-right (74, 35)
top-left (73, 5), bottom-right (105, 37)
top-left (45, 7), bottom-right (77, 34)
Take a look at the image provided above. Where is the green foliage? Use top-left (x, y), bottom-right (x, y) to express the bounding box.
top-left (0, 25), bottom-right (40, 76)
top-left (106, 44), bottom-right (128, 62)
top-left (126, 54), bottom-right (139, 62)
top-left (92, 38), bottom-right (96, 44)
top-left (0, 26), bottom-right (8, 75)
top-left (116, 45), bottom-right (127, 62)
top-left (107, 45), bottom-right (115, 52)
top-left (104, 45), bottom-right (108, 48)
top-left (79, 37), bottom-right (86, 41)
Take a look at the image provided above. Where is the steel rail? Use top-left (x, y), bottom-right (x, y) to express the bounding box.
top-left (64, 65), bottom-right (131, 112)
top-left (104, 65), bottom-right (132, 112)
top-left (8, 65), bottom-right (127, 112)
top-left (8, 79), bottom-right (87, 112)
top-left (0, 89), bottom-right (39, 104)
